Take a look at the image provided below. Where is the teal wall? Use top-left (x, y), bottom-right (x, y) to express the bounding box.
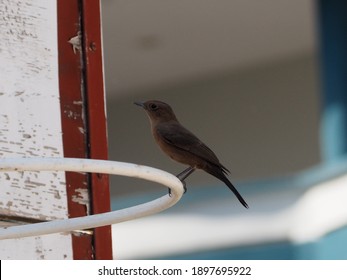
top-left (319, 0), bottom-right (347, 162)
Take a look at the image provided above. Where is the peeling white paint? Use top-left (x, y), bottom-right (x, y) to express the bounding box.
top-left (0, 0), bottom-right (73, 259)
top-left (78, 127), bottom-right (85, 134)
top-left (0, 233), bottom-right (72, 260)
top-left (68, 31), bottom-right (82, 54)
top-left (71, 188), bottom-right (90, 215)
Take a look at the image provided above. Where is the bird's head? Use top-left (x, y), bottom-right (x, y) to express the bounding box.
top-left (134, 100), bottom-right (178, 123)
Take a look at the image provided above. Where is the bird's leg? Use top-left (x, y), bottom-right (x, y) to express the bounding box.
top-left (169, 167), bottom-right (195, 196)
top-left (176, 166), bottom-right (196, 181)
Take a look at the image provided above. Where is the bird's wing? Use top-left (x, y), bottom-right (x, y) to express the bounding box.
top-left (156, 122), bottom-right (229, 172)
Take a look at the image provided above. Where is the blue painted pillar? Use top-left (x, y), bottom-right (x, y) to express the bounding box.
top-left (318, 0), bottom-right (347, 162)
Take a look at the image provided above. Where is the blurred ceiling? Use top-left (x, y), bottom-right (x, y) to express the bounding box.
top-left (101, 0), bottom-right (316, 97)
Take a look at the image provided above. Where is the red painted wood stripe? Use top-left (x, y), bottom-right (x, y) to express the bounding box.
top-left (81, 0), bottom-right (112, 260)
top-left (57, 0), bottom-right (112, 259)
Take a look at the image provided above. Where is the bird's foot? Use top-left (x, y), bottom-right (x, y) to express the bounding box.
top-left (168, 180), bottom-right (187, 196)
top-left (182, 180), bottom-right (187, 193)
top-left (169, 167), bottom-right (194, 196)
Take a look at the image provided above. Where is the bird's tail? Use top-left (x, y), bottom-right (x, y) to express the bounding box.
top-left (205, 165), bottom-right (249, 209)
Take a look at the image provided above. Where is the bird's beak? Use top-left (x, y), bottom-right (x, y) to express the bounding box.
top-left (134, 101), bottom-right (145, 108)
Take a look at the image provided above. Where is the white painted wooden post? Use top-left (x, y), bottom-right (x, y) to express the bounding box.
top-left (0, 0), bottom-right (72, 259)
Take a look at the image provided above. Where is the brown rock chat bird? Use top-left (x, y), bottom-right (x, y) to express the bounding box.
top-left (134, 100), bottom-right (248, 209)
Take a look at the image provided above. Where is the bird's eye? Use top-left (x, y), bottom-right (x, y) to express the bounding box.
top-left (149, 103), bottom-right (158, 110)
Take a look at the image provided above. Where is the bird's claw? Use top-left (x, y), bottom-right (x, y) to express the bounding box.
top-left (168, 180), bottom-right (187, 196)
top-left (182, 180), bottom-right (187, 193)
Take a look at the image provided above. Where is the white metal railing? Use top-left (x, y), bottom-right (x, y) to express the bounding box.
top-left (0, 158), bottom-right (184, 240)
